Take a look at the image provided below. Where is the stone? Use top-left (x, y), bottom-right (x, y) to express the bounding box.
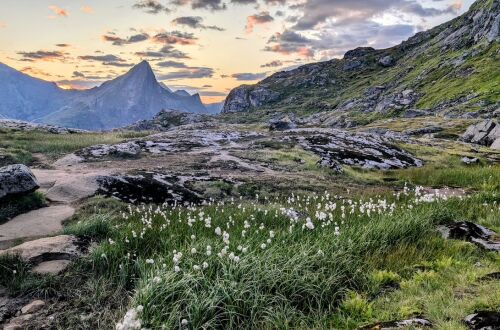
top-left (464, 311), bottom-right (500, 329)
top-left (379, 55), bottom-right (395, 67)
top-left (4, 313), bottom-right (34, 330)
top-left (32, 260), bottom-right (72, 275)
top-left (479, 272), bottom-right (500, 281)
top-left (461, 157), bottom-right (479, 165)
top-left (20, 300), bottom-right (45, 315)
top-left (97, 172), bottom-right (203, 205)
top-left (360, 317), bottom-right (432, 329)
top-left (438, 222), bottom-right (500, 252)
top-left (404, 126), bottom-right (443, 136)
top-left (0, 235), bottom-right (83, 265)
top-left (461, 119), bottom-right (500, 149)
top-left (0, 164), bottom-right (39, 200)
top-left (296, 129), bottom-right (422, 171)
top-left (269, 115), bottom-right (297, 131)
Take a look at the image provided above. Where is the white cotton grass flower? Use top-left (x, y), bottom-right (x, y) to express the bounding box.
top-left (193, 265), bottom-right (201, 271)
top-left (191, 248), bottom-right (197, 254)
top-left (261, 243), bottom-right (267, 250)
top-left (215, 227), bottom-right (222, 236)
top-left (145, 259), bottom-right (154, 264)
top-left (174, 266), bottom-right (181, 272)
top-left (181, 319), bottom-right (189, 326)
top-left (115, 305), bottom-right (143, 330)
top-left (153, 276), bottom-right (162, 284)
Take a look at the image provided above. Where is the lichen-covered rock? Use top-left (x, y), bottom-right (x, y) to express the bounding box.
top-left (269, 115), bottom-right (297, 131)
top-left (461, 119), bottom-right (500, 149)
top-left (295, 129), bottom-right (422, 171)
top-left (0, 164), bottom-right (39, 200)
top-left (378, 55), bottom-right (395, 67)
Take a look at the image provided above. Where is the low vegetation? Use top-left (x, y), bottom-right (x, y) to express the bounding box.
top-left (0, 192), bottom-right (46, 225)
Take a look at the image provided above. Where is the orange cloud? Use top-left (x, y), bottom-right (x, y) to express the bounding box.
top-left (0, 22), bottom-right (6, 28)
top-left (48, 5), bottom-right (69, 18)
top-left (245, 12), bottom-right (274, 33)
top-left (81, 5), bottom-right (94, 14)
top-left (451, 0), bottom-right (463, 11)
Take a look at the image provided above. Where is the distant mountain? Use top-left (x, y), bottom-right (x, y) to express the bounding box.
top-left (223, 0), bottom-right (499, 124)
top-left (205, 101), bottom-right (224, 114)
top-left (0, 61), bottom-right (207, 130)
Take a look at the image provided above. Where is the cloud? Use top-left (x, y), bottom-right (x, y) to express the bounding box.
top-left (152, 31), bottom-right (197, 45)
top-left (231, 72), bottom-right (267, 81)
top-left (48, 5), bottom-right (69, 18)
top-left (81, 5), bottom-right (94, 14)
top-left (264, 30), bottom-right (314, 57)
top-left (172, 16), bottom-right (225, 31)
top-left (133, 0), bottom-right (170, 14)
top-left (0, 22), bottom-right (6, 28)
top-left (261, 60), bottom-right (283, 68)
top-left (17, 50), bottom-right (66, 62)
top-left (171, 0), bottom-right (227, 11)
top-left (72, 71), bottom-right (85, 78)
top-left (136, 45), bottom-right (191, 59)
top-left (157, 60), bottom-right (188, 68)
top-left (292, 0), bottom-right (461, 30)
top-left (20, 67), bottom-right (53, 77)
top-left (78, 54), bottom-right (132, 67)
top-left (158, 67), bottom-right (215, 80)
top-left (102, 33), bottom-right (150, 46)
top-left (246, 11), bottom-right (274, 33)
top-left (55, 43), bottom-right (70, 48)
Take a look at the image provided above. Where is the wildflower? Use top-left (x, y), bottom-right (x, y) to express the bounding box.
top-left (234, 256), bottom-right (240, 263)
top-left (203, 262), bottom-right (209, 269)
top-left (269, 230), bottom-right (275, 238)
top-left (115, 305), bottom-right (142, 330)
top-left (193, 265), bottom-right (201, 271)
top-left (146, 259), bottom-right (154, 264)
top-left (191, 235), bottom-right (196, 240)
top-left (191, 248), bottom-right (197, 254)
top-left (305, 218), bottom-right (315, 230)
top-left (174, 266), bottom-right (181, 272)
top-left (153, 276), bottom-right (161, 284)
top-left (261, 243), bottom-right (267, 250)
top-left (181, 319), bottom-right (189, 326)
top-left (215, 227), bottom-right (222, 236)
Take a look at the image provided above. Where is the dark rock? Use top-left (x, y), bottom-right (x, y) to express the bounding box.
top-left (0, 164), bottom-right (39, 200)
top-left (269, 115), bottom-right (297, 131)
top-left (464, 311), bottom-right (500, 330)
top-left (438, 221), bottom-right (500, 251)
top-left (402, 109), bottom-right (430, 118)
top-left (404, 126), bottom-right (443, 136)
top-left (122, 109), bottom-right (214, 132)
top-left (97, 172), bottom-right (204, 205)
top-left (360, 317), bottom-right (432, 329)
top-left (344, 47), bottom-right (375, 59)
top-left (479, 272), bottom-right (500, 281)
top-left (379, 55), bottom-right (395, 67)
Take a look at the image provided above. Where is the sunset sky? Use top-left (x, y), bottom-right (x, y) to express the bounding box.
top-left (0, 0), bottom-right (473, 103)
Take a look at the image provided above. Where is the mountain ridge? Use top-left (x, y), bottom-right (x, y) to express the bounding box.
top-left (0, 61), bottom-right (207, 130)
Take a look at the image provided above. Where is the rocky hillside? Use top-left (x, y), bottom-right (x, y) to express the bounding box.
top-left (223, 0), bottom-right (499, 125)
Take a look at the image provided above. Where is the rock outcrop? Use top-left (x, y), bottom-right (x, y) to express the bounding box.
top-left (122, 109), bottom-right (214, 132)
top-left (461, 119), bottom-right (500, 149)
top-left (0, 164), bottom-right (39, 200)
top-left (438, 221), bottom-right (500, 251)
top-left (464, 311), bottom-right (500, 329)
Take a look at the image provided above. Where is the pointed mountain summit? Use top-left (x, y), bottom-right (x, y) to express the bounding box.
top-left (0, 61), bottom-right (207, 130)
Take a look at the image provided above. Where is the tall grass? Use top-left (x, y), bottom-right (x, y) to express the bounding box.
top-left (58, 188), bottom-right (498, 329)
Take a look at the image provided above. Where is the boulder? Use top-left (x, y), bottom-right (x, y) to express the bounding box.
top-left (20, 300), bottom-right (45, 315)
top-left (0, 164), bottom-right (39, 200)
top-left (269, 115), bottom-right (297, 131)
top-left (438, 221), bottom-right (500, 251)
top-left (404, 126), bottom-right (443, 136)
top-left (461, 119), bottom-right (500, 149)
top-left (464, 311), bottom-right (500, 329)
top-left (461, 157), bottom-right (479, 165)
top-left (379, 55), bottom-right (395, 67)
top-left (360, 317), bottom-right (432, 329)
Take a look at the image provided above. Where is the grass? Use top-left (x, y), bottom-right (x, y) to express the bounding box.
top-left (0, 192), bottom-right (46, 224)
top-left (2, 185), bottom-right (497, 329)
top-left (0, 129), bottom-right (149, 164)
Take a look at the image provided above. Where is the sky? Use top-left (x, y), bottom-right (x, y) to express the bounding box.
top-left (0, 0), bottom-right (474, 103)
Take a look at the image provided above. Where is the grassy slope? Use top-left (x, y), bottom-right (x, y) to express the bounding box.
top-left (221, 0), bottom-right (499, 124)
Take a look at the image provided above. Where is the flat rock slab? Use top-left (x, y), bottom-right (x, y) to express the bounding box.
top-left (0, 205), bottom-right (75, 247)
top-left (360, 318), bottom-right (432, 329)
top-left (32, 260), bottom-right (72, 275)
top-left (0, 235), bottom-right (81, 264)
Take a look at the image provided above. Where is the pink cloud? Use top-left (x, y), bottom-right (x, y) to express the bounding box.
top-left (48, 5), bottom-right (69, 18)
